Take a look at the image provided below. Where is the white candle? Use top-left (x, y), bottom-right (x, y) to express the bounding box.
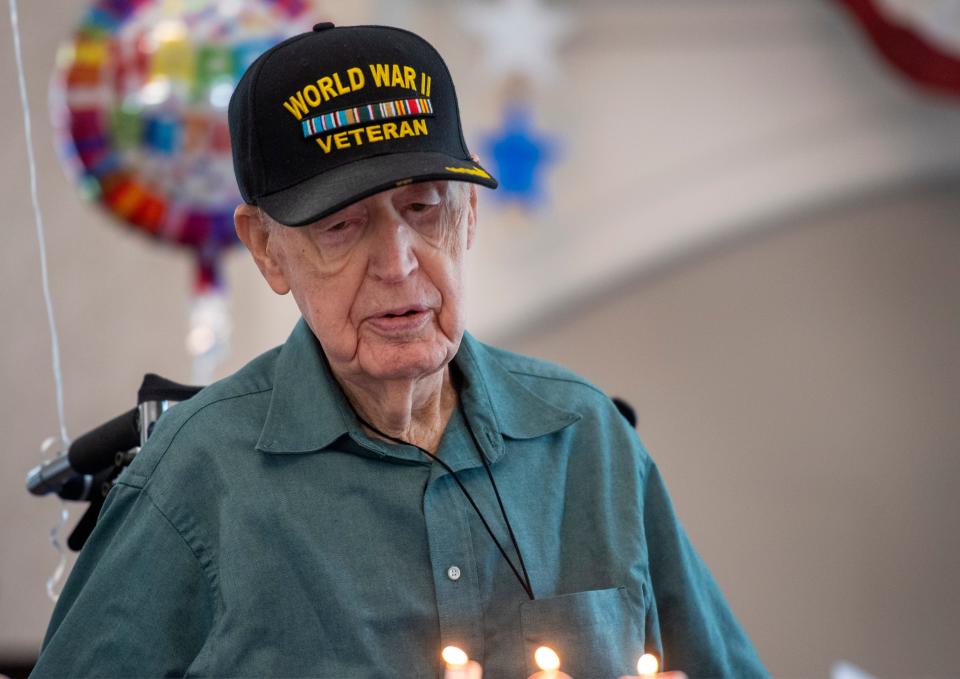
top-left (527, 646), bottom-right (573, 679)
top-left (616, 652), bottom-right (689, 679)
top-left (442, 645), bottom-right (482, 679)
top-left (638, 653), bottom-right (659, 679)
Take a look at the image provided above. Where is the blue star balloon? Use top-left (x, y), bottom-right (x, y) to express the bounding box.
top-left (483, 103), bottom-right (559, 210)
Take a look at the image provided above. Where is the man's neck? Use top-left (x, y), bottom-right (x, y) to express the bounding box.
top-left (334, 366), bottom-right (457, 452)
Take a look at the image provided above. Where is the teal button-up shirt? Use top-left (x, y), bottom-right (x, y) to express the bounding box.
top-left (32, 320), bottom-right (769, 679)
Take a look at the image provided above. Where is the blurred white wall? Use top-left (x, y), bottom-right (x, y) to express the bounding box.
top-left (1, 1), bottom-right (958, 676)
top-left (502, 177), bottom-right (960, 678)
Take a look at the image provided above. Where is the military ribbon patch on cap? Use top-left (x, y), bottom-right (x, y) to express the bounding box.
top-left (301, 98), bottom-right (435, 139)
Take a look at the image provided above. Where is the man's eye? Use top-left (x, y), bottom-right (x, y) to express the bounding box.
top-left (409, 202), bottom-right (438, 213)
top-left (318, 219), bottom-right (359, 234)
top-left (311, 219), bottom-right (361, 243)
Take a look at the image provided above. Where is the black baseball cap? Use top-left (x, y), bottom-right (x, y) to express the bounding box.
top-left (228, 22), bottom-right (498, 227)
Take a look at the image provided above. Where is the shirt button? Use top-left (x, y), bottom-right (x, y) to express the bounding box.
top-left (447, 565), bottom-right (462, 581)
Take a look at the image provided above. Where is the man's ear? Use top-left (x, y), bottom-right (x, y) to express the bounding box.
top-left (234, 204), bottom-right (291, 295)
top-left (465, 183), bottom-right (478, 250)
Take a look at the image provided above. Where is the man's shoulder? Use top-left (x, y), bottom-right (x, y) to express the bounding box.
top-left (119, 344), bottom-right (283, 487)
top-left (189, 343), bottom-right (281, 407)
top-left (468, 336), bottom-right (652, 469)
top-left (159, 342), bottom-right (281, 428)
top-left (469, 337), bottom-right (614, 410)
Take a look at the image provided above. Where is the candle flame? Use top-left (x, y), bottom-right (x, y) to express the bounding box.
top-left (442, 645), bottom-right (469, 668)
top-left (534, 646), bottom-right (561, 671)
top-left (637, 653), bottom-right (659, 676)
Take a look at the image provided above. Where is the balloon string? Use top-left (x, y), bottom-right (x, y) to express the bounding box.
top-left (8, 0), bottom-right (69, 449)
top-left (45, 504), bottom-right (70, 603)
top-left (45, 498), bottom-right (70, 602)
top-left (8, 0), bottom-right (72, 603)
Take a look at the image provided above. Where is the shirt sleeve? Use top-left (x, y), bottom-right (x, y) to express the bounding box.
top-left (30, 481), bottom-right (216, 678)
top-left (642, 461), bottom-right (770, 678)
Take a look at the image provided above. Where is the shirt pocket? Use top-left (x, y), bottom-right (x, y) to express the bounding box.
top-left (519, 586), bottom-right (644, 679)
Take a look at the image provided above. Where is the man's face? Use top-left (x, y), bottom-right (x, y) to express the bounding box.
top-left (238, 181), bottom-right (477, 385)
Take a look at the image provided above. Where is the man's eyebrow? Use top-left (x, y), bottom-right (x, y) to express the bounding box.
top-left (403, 181), bottom-right (440, 191)
top-left (396, 183), bottom-right (443, 200)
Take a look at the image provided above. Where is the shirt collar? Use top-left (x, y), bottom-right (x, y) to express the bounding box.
top-left (256, 320), bottom-right (580, 457)
top-left (455, 331), bottom-right (580, 447)
top-left (256, 319), bottom-right (353, 454)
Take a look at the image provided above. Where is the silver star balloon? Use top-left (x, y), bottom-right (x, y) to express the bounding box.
top-left (459, 0), bottom-right (574, 84)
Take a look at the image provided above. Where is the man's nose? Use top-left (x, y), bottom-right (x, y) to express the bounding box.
top-left (367, 213), bottom-right (418, 283)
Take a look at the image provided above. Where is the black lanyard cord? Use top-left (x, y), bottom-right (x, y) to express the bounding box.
top-left (353, 409), bottom-right (535, 601)
top-left (469, 423), bottom-right (535, 601)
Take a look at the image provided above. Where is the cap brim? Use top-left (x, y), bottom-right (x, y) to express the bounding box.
top-left (258, 152), bottom-right (498, 227)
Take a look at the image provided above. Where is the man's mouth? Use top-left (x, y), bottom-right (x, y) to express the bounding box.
top-left (378, 306), bottom-right (428, 318)
top-left (367, 306), bottom-right (432, 334)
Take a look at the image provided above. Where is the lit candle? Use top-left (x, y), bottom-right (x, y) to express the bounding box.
top-left (638, 653), bottom-right (659, 679)
top-left (616, 652), bottom-right (689, 679)
top-left (527, 646), bottom-right (573, 679)
top-left (442, 645), bottom-right (483, 679)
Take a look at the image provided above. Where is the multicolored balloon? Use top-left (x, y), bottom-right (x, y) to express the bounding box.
top-left (51, 0), bottom-right (317, 289)
top-left (50, 0), bottom-right (320, 382)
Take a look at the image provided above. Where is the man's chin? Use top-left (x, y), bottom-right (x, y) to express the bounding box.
top-left (357, 337), bottom-right (457, 381)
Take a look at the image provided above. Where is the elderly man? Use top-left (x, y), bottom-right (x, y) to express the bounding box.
top-left (31, 24), bottom-right (768, 679)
